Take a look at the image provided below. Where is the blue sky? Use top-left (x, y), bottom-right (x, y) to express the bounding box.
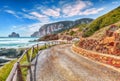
top-left (0, 0), bottom-right (119, 37)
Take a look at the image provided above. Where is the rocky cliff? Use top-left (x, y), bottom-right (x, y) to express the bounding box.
top-left (31, 18), bottom-right (93, 37)
top-left (8, 32), bottom-right (20, 38)
top-left (31, 31), bottom-right (39, 37)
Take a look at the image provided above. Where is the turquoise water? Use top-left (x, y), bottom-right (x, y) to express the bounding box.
top-left (0, 37), bottom-right (43, 48)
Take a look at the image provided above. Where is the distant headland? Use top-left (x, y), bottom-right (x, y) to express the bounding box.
top-left (8, 32), bottom-right (20, 38)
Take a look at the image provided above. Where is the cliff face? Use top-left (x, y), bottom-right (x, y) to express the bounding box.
top-left (31, 18), bottom-right (93, 37)
top-left (31, 31), bottom-right (39, 37)
top-left (8, 32), bottom-right (20, 38)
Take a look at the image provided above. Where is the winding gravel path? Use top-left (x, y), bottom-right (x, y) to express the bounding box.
top-left (27, 44), bottom-right (120, 81)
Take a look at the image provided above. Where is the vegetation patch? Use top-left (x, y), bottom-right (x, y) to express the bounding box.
top-left (0, 60), bottom-right (17, 81)
top-left (0, 44), bottom-right (51, 81)
top-left (69, 30), bottom-right (75, 36)
top-left (83, 6), bottom-right (120, 37)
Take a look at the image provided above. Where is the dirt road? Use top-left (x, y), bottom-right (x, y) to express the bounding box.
top-left (27, 44), bottom-right (120, 81)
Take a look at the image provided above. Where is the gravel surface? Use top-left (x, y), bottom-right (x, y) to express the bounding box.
top-left (27, 44), bottom-right (120, 81)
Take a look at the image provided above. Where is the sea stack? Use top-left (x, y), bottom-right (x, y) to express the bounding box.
top-left (8, 32), bottom-right (20, 37)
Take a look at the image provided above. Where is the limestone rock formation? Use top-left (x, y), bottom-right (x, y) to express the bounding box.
top-left (31, 18), bottom-right (93, 37)
top-left (8, 32), bottom-right (20, 37)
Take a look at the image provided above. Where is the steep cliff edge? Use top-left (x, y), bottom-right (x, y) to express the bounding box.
top-left (31, 18), bottom-right (93, 37)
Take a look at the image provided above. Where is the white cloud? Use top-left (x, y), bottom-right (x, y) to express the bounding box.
top-left (30, 12), bottom-right (47, 18)
top-left (22, 8), bottom-right (27, 12)
top-left (4, 9), bottom-right (50, 23)
top-left (59, 0), bottom-right (105, 17)
top-left (11, 23), bottom-right (41, 32)
top-left (34, 0), bottom-right (104, 18)
top-left (30, 12), bottom-right (50, 22)
top-left (99, 0), bottom-right (105, 3)
top-left (23, 13), bottom-right (36, 20)
top-left (4, 10), bottom-right (20, 18)
top-left (11, 23), bottom-right (45, 36)
top-left (4, 9), bottom-right (50, 22)
top-left (27, 23), bottom-right (43, 32)
top-left (3, 0), bottom-right (105, 22)
top-left (12, 26), bottom-right (17, 29)
top-left (112, 1), bottom-right (119, 4)
top-left (5, 10), bottom-right (15, 14)
top-left (42, 8), bottom-right (60, 17)
top-left (81, 8), bottom-right (105, 15)
top-left (59, 0), bottom-right (68, 5)
top-left (3, 6), bottom-right (9, 8)
top-left (62, 1), bottom-right (92, 17)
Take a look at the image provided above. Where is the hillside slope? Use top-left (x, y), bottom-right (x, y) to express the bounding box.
top-left (91, 21), bottom-right (120, 39)
top-left (83, 6), bottom-right (120, 37)
top-left (38, 24), bottom-right (88, 41)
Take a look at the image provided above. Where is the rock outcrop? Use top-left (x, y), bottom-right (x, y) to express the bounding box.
top-left (79, 25), bottom-right (120, 56)
top-left (38, 34), bottom-right (59, 41)
top-left (31, 18), bottom-right (93, 37)
top-left (8, 32), bottom-right (20, 38)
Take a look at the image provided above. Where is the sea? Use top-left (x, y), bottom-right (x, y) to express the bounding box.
top-left (0, 37), bottom-right (44, 48)
top-left (0, 37), bottom-right (46, 66)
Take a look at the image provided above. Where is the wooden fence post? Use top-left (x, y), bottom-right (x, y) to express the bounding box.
top-left (55, 41), bottom-right (56, 44)
top-left (45, 43), bottom-right (46, 48)
top-left (53, 41), bottom-right (54, 45)
top-left (26, 51), bottom-right (33, 81)
top-left (49, 42), bottom-right (51, 46)
top-left (33, 46), bottom-right (34, 55)
top-left (37, 44), bottom-right (39, 53)
top-left (16, 62), bottom-right (24, 81)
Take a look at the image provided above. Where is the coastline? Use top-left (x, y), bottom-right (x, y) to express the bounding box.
top-left (0, 47), bottom-right (25, 66)
top-left (0, 41), bottom-right (48, 66)
top-left (0, 37), bottom-right (40, 66)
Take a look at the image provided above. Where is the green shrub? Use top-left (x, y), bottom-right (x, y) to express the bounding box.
top-left (0, 60), bottom-right (17, 81)
top-left (70, 31), bottom-right (75, 36)
top-left (83, 6), bottom-right (120, 37)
